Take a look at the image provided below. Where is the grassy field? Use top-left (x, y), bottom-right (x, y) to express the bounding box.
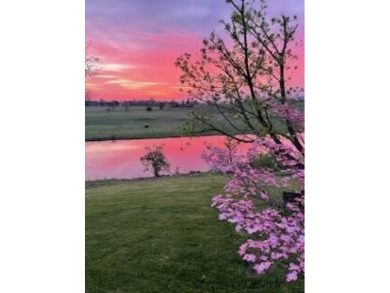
top-left (86, 174), bottom-right (304, 292)
top-left (85, 106), bottom-right (199, 141)
top-left (85, 101), bottom-right (303, 141)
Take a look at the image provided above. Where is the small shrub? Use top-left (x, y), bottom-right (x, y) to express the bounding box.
top-left (146, 106), bottom-right (153, 112)
top-left (250, 154), bottom-right (281, 171)
top-left (140, 146), bottom-right (170, 177)
top-left (174, 167), bottom-right (180, 176)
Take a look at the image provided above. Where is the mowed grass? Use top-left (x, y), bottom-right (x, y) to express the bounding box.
top-left (86, 174), bottom-right (304, 292)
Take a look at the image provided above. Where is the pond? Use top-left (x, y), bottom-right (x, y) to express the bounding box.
top-left (85, 135), bottom-right (253, 180)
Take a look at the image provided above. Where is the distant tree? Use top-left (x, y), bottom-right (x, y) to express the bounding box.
top-left (169, 101), bottom-right (180, 108)
top-left (111, 100), bottom-right (120, 108)
top-left (146, 106), bottom-right (153, 112)
top-left (158, 102), bottom-right (165, 110)
top-left (140, 146), bottom-right (170, 177)
top-left (85, 44), bottom-right (100, 101)
top-left (185, 99), bottom-right (193, 107)
top-left (85, 49), bottom-right (99, 77)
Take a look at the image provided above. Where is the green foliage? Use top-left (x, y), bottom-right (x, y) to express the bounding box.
top-left (250, 154), bottom-right (281, 172)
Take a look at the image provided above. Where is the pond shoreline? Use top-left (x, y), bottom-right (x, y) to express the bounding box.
top-left (85, 171), bottom-right (216, 185)
top-left (85, 131), bottom-right (253, 142)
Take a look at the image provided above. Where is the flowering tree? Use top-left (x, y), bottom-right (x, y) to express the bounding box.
top-left (203, 134), bottom-right (304, 282)
top-left (176, 0), bottom-right (304, 283)
top-left (175, 0), bottom-right (304, 150)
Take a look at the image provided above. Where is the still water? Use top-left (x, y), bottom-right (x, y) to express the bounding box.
top-left (85, 135), bottom-right (252, 180)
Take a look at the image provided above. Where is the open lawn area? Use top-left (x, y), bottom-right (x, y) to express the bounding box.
top-left (86, 174), bottom-right (304, 292)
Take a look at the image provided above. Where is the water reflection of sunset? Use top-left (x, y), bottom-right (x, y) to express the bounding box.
top-left (85, 136), bottom-right (252, 180)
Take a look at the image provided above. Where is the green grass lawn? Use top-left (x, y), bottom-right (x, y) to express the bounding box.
top-left (86, 174), bottom-right (304, 292)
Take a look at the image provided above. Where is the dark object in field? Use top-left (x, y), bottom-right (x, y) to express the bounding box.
top-left (106, 108), bottom-right (111, 112)
top-left (144, 124), bottom-right (149, 128)
top-left (146, 106), bottom-right (153, 111)
top-left (189, 171), bottom-right (201, 175)
top-left (169, 101), bottom-right (180, 107)
top-left (282, 191), bottom-right (304, 206)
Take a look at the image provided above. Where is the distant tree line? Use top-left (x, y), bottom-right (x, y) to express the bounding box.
top-left (85, 98), bottom-right (199, 108)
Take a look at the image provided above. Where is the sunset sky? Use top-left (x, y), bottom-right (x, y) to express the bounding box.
top-left (86, 0), bottom-right (304, 101)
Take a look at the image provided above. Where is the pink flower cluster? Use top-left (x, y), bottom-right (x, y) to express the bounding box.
top-left (205, 136), bottom-right (304, 282)
top-left (265, 99), bottom-right (305, 126)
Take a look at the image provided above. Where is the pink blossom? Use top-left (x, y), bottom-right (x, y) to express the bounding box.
top-left (289, 263), bottom-right (300, 271)
top-left (286, 271), bottom-right (298, 282)
top-left (205, 134), bottom-right (304, 282)
top-left (259, 192), bottom-right (268, 200)
top-left (243, 254), bottom-right (257, 263)
top-left (254, 261), bottom-right (272, 275)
